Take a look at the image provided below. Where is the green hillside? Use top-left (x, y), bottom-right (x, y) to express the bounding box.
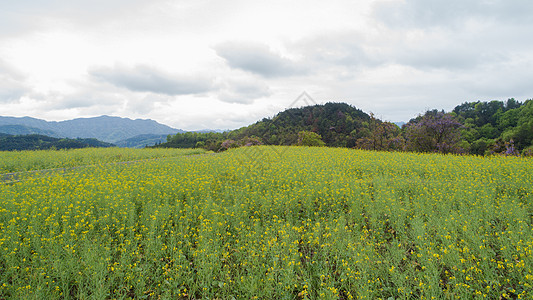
top-left (160, 99), bottom-right (533, 156)
top-left (159, 102), bottom-right (380, 150)
top-left (228, 102), bottom-right (373, 147)
top-left (0, 134), bottom-right (114, 151)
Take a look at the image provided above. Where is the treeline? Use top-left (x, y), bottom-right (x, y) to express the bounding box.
top-left (453, 99), bottom-right (533, 155)
top-left (359, 98), bottom-right (533, 155)
top-left (0, 134), bottom-right (115, 151)
top-left (157, 99), bottom-right (533, 156)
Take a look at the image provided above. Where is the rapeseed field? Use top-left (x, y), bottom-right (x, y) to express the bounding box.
top-left (0, 146), bottom-right (531, 299)
top-left (0, 147), bottom-right (206, 173)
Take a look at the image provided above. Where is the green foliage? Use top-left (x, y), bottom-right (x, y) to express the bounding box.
top-left (297, 131), bottom-right (325, 146)
top-left (157, 131), bottom-right (227, 149)
top-left (522, 145), bottom-right (533, 156)
top-left (453, 98), bottom-right (533, 154)
top-left (470, 138), bottom-right (491, 156)
top-left (356, 114), bottom-right (403, 151)
top-left (227, 102), bottom-right (371, 147)
top-left (157, 102), bottom-right (372, 150)
top-left (0, 134), bottom-right (114, 151)
top-left (195, 141), bottom-right (205, 148)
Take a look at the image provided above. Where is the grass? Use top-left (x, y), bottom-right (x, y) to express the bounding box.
top-left (0, 146), bottom-right (532, 299)
top-left (0, 147), bottom-right (207, 174)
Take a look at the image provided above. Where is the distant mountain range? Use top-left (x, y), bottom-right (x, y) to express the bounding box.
top-left (0, 115), bottom-right (184, 146)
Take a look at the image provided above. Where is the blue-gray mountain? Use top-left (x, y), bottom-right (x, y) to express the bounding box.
top-left (0, 125), bottom-right (59, 137)
top-left (0, 115), bottom-right (184, 144)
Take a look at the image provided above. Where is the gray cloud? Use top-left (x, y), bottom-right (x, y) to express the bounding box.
top-left (460, 59), bottom-right (533, 98)
top-left (0, 85), bottom-right (26, 103)
top-left (29, 85), bottom-right (159, 117)
top-left (216, 76), bottom-right (271, 104)
top-left (388, 36), bottom-right (507, 71)
top-left (0, 0), bottom-right (152, 37)
top-left (49, 93), bottom-right (120, 110)
top-left (126, 95), bottom-right (159, 115)
top-left (214, 42), bottom-right (307, 78)
top-left (0, 60), bottom-right (29, 102)
top-left (290, 30), bottom-right (487, 74)
top-left (373, 0), bottom-right (533, 29)
top-left (368, 0), bottom-right (533, 73)
top-left (294, 31), bottom-right (376, 69)
top-left (89, 64), bottom-right (214, 96)
top-left (29, 85), bottom-right (125, 111)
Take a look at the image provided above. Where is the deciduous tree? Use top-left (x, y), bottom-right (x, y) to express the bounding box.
top-left (297, 131), bottom-right (325, 147)
top-left (404, 111), bottom-right (463, 154)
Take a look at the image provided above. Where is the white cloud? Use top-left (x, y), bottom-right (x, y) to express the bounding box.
top-left (89, 64), bottom-right (215, 96)
top-left (372, 0), bottom-right (533, 29)
top-left (214, 42), bottom-right (308, 78)
top-left (0, 0), bottom-right (153, 36)
top-left (0, 60), bottom-right (29, 102)
top-left (215, 73), bottom-right (272, 104)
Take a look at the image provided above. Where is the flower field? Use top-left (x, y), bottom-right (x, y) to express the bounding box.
top-left (0, 147), bottom-right (206, 174)
top-left (1, 146), bottom-right (532, 299)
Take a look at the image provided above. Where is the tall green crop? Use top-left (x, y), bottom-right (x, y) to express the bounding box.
top-left (0, 146), bottom-right (531, 299)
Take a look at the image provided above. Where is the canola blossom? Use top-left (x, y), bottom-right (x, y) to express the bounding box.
top-left (0, 147), bottom-right (206, 174)
top-left (0, 146), bottom-right (532, 299)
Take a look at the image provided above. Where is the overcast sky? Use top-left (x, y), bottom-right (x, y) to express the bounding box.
top-left (1, 0), bottom-right (532, 130)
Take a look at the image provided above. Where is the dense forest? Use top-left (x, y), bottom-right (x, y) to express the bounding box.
top-left (453, 99), bottom-right (533, 155)
top-left (158, 99), bottom-right (533, 156)
top-left (0, 134), bottom-right (114, 151)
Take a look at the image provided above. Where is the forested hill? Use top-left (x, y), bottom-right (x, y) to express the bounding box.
top-left (228, 102), bottom-right (372, 147)
top-left (159, 99), bottom-right (533, 156)
top-left (159, 102), bottom-right (385, 150)
top-left (0, 134), bottom-right (114, 151)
